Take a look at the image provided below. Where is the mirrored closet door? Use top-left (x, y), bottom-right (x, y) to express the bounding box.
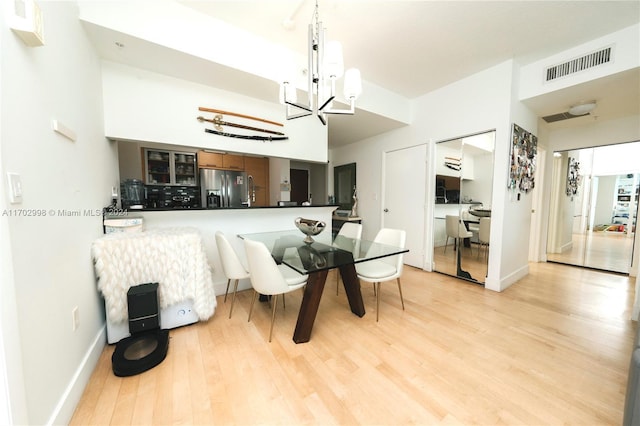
top-left (547, 142), bottom-right (639, 274)
top-left (432, 131), bottom-right (495, 284)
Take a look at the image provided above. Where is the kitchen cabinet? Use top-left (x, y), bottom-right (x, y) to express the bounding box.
top-left (223, 154), bottom-right (244, 170)
top-left (197, 151), bottom-right (223, 168)
top-left (243, 156), bottom-right (269, 207)
top-left (197, 151), bottom-right (244, 170)
top-left (144, 149), bottom-right (197, 186)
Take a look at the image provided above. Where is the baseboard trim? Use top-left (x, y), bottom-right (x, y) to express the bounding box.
top-left (47, 325), bottom-right (106, 425)
top-left (485, 263), bottom-right (530, 292)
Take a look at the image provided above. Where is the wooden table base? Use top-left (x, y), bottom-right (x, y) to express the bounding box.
top-left (292, 264), bottom-right (365, 343)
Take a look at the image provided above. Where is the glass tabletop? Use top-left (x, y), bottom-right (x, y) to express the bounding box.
top-left (238, 230), bottom-right (408, 275)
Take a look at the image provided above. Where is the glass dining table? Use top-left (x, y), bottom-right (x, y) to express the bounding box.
top-left (238, 230), bottom-right (408, 343)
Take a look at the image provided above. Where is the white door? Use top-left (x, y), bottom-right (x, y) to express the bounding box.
top-left (382, 145), bottom-right (427, 268)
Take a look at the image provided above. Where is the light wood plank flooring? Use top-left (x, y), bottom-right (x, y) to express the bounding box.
top-left (71, 263), bottom-right (637, 425)
top-left (547, 231), bottom-right (635, 273)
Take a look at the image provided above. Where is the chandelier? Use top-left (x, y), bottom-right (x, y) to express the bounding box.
top-left (279, 0), bottom-right (362, 125)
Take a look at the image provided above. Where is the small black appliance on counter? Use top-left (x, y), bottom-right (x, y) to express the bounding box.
top-left (120, 179), bottom-right (145, 209)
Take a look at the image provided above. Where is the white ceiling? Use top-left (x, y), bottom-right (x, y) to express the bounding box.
top-left (84, 1), bottom-right (640, 147)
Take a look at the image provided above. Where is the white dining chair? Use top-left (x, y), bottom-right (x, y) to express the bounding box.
top-left (355, 228), bottom-right (406, 322)
top-left (334, 222), bottom-right (363, 295)
top-left (215, 231), bottom-right (251, 319)
top-left (478, 217), bottom-right (491, 259)
top-left (244, 239), bottom-right (308, 342)
top-left (444, 215), bottom-right (473, 253)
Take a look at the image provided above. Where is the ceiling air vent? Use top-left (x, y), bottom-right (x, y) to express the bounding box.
top-left (545, 46), bottom-right (612, 82)
top-left (542, 112), bottom-right (583, 123)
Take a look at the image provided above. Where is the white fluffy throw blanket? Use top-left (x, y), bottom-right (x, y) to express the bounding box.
top-left (92, 227), bottom-right (216, 323)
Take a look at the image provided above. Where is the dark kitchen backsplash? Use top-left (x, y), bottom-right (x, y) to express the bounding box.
top-left (145, 185), bottom-right (200, 209)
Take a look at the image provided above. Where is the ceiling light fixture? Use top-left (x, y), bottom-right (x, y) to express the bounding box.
top-left (279, 0), bottom-right (362, 125)
top-left (568, 101), bottom-right (596, 116)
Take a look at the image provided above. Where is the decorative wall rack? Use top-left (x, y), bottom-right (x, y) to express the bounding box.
top-left (197, 107), bottom-right (288, 142)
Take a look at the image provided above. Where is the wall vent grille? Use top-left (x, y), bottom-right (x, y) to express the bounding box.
top-left (542, 112), bottom-right (584, 123)
top-left (545, 47), bottom-right (612, 82)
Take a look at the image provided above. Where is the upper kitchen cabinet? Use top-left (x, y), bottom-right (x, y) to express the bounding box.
top-left (223, 154), bottom-right (244, 170)
top-left (144, 148), bottom-right (197, 186)
top-left (197, 151), bottom-right (223, 168)
top-left (197, 150), bottom-right (244, 170)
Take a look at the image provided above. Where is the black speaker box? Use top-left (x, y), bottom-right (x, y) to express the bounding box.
top-left (127, 282), bottom-right (160, 334)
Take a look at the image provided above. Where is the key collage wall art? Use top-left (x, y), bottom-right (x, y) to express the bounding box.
top-left (566, 156), bottom-right (581, 197)
top-left (508, 123), bottom-right (537, 198)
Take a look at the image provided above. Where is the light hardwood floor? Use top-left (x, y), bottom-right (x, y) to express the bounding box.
top-left (547, 231), bottom-right (635, 273)
top-left (71, 263), bottom-right (637, 425)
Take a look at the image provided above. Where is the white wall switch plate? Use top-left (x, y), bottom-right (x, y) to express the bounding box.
top-left (7, 173), bottom-right (23, 204)
top-left (51, 119), bottom-right (76, 142)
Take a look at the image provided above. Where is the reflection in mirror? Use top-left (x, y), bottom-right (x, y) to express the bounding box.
top-left (546, 142), bottom-right (640, 274)
top-left (433, 131), bottom-right (495, 284)
top-left (334, 163), bottom-right (356, 212)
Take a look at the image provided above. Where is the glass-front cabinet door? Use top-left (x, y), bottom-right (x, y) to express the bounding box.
top-left (173, 152), bottom-right (197, 185)
top-left (145, 149), bottom-right (171, 185)
top-left (144, 149), bottom-right (197, 186)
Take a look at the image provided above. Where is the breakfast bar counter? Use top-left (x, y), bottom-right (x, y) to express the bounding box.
top-left (128, 205), bottom-right (338, 296)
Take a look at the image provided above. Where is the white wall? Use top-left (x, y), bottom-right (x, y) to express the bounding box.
top-left (593, 175), bottom-right (618, 225)
top-left (462, 151), bottom-right (494, 206)
top-left (519, 24), bottom-right (640, 100)
top-left (330, 61), bottom-right (535, 291)
top-left (1, 3), bottom-right (118, 424)
top-left (101, 61), bottom-right (329, 163)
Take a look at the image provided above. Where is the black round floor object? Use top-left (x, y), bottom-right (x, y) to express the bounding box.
top-left (112, 329), bottom-right (169, 377)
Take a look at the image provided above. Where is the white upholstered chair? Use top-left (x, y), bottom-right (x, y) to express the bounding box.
top-left (334, 222), bottom-right (363, 295)
top-left (444, 215), bottom-right (473, 253)
top-left (243, 239), bottom-right (308, 342)
top-left (478, 217), bottom-right (491, 259)
top-left (355, 228), bottom-right (406, 322)
top-left (215, 231), bottom-right (251, 318)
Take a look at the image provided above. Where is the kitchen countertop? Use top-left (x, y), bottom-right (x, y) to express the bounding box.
top-left (434, 201), bottom-right (483, 205)
top-left (123, 204), bottom-right (339, 212)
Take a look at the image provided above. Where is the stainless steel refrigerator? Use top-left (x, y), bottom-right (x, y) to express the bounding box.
top-left (200, 169), bottom-right (248, 208)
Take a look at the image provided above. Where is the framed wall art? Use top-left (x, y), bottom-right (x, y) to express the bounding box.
top-left (566, 156), bottom-right (581, 197)
top-left (507, 123), bottom-right (537, 197)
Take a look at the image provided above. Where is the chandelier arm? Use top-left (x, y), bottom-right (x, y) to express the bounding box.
top-left (285, 100), bottom-right (312, 112)
top-left (318, 76), bottom-right (336, 112)
top-left (318, 95), bottom-right (336, 112)
top-left (285, 104), bottom-right (313, 120)
top-left (323, 98), bottom-right (356, 115)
